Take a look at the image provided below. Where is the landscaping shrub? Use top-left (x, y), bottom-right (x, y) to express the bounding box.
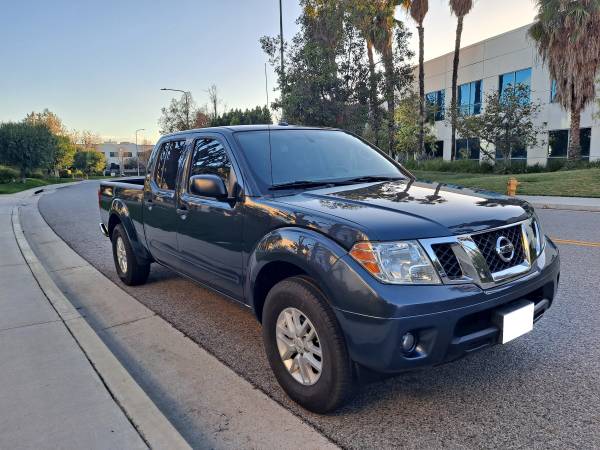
top-left (403, 158), bottom-right (598, 174)
top-left (0, 165), bottom-right (19, 183)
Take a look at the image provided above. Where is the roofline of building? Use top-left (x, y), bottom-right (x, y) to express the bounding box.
top-left (421, 22), bottom-right (534, 66)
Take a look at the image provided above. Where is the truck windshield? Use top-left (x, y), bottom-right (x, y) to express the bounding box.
top-left (234, 129), bottom-right (405, 192)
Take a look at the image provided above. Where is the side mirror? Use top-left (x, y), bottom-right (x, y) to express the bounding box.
top-left (189, 174), bottom-right (228, 199)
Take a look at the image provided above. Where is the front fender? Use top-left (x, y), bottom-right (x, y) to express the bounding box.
top-left (109, 199), bottom-right (152, 264)
top-left (246, 227), bottom-right (348, 313)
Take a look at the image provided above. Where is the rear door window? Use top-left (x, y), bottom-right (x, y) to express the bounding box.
top-left (154, 140), bottom-right (186, 190)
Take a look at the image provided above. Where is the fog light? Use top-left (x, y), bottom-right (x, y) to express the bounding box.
top-left (401, 332), bottom-right (416, 354)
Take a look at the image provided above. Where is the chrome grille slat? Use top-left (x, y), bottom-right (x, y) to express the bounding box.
top-left (420, 218), bottom-right (539, 289)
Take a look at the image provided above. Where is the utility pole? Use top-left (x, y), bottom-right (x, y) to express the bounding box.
top-left (279, 0), bottom-right (285, 117)
top-left (135, 128), bottom-right (145, 176)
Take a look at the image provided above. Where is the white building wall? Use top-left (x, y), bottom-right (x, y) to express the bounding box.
top-left (420, 24), bottom-right (600, 163)
top-left (95, 142), bottom-right (154, 171)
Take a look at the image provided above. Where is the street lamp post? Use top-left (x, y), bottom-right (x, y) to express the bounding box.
top-left (160, 88), bottom-right (191, 129)
top-left (135, 128), bottom-right (145, 176)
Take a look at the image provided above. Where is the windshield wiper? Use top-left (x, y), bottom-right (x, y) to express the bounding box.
top-left (342, 175), bottom-right (404, 183)
top-left (269, 180), bottom-right (337, 191)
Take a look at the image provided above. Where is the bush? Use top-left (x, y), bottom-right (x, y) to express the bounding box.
top-left (0, 165), bottom-right (19, 183)
top-left (403, 157), bottom-right (599, 174)
top-left (27, 170), bottom-right (45, 179)
top-left (58, 169), bottom-right (72, 178)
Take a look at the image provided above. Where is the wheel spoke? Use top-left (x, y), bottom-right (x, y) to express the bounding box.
top-left (303, 353), bottom-right (322, 373)
top-left (298, 355), bottom-right (312, 384)
top-left (284, 311), bottom-right (297, 337)
top-left (291, 309), bottom-right (303, 336)
top-left (305, 341), bottom-right (322, 358)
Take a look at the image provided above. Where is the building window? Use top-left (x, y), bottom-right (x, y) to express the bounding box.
top-left (458, 80), bottom-right (482, 115)
top-left (495, 145), bottom-right (527, 160)
top-left (456, 138), bottom-right (481, 160)
top-left (425, 140), bottom-right (444, 158)
top-left (425, 90), bottom-right (445, 122)
top-left (109, 152), bottom-right (117, 157)
top-left (548, 128), bottom-right (590, 158)
top-left (548, 130), bottom-right (568, 158)
top-left (499, 67), bottom-right (531, 99)
top-left (550, 79), bottom-right (558, 103)
top-left (581, 128), bottom-right (591, 158)
top-left (123, 151), bottom-right (133, 158)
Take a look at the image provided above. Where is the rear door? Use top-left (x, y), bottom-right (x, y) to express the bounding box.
top-left (143, 138), bottom-right (187, 267)
top-left (175, 135), bottom-right (244, 299)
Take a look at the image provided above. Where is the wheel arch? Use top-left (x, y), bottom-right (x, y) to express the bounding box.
top-left (246, 227), bottom-right (348, 322)
top-left (108, 199), bottom-right (152, 264)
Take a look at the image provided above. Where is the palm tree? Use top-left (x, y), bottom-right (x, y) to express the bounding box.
top-left (402, 0), bottom-right (429, 157)
top-left (348, 2), bottom-right (382, 146)
top-left (529, 0), bottom-right (600, 160)
top-left (448, 0), bottom-right (474, 160)
top-left (372, 0), bottom-right (402, 157)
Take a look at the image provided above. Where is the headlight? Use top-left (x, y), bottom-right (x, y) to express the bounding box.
top-left (531, 215), bottom-right (545, 256)
top-left (349, 241), bottom-right (441, 284)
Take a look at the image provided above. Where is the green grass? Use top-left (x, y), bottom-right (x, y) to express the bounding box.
top-left (0, 175), bottom-right (130, 195)
top-left (412, 168), bottom-right (600, 198)
top-left (0, 178), bottom-right (81, 194)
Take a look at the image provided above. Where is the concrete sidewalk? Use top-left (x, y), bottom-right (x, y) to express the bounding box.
top-left (0, 186), bottom-right (189, 450)
top-left (518, 195), bottom-right (600, 212)
top-left (0, 195), bottom-right (145, 449)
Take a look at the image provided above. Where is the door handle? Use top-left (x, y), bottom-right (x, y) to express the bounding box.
top-left (176, 206), bottom-right (188, 219)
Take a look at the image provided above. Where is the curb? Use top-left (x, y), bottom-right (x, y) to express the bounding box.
top-left (11, 206), bottom-right (191, 450)
top-left (528, 202), bottom-right (600, 213)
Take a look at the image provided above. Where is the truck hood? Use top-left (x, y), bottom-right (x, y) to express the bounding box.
top-left (274, 180), bottom-right (533, 241)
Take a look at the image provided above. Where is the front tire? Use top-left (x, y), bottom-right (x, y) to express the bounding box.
top-left (111, 224), bottom-right (150, 286)
top-left (262, 276), bottom-right (353, 413)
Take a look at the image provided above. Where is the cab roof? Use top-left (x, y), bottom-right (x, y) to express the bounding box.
top-left (162, 124), bottom-right (338, 139)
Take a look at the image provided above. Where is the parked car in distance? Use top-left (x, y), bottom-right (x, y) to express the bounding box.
top-left (98, 125), bottom-right (560, 413)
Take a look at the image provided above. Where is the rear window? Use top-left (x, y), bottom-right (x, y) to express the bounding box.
top-left (234, 129), bottom-right (401, 190)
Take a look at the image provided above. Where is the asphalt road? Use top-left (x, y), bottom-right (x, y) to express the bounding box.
top-left (39, 181), bottom-right (600, 449)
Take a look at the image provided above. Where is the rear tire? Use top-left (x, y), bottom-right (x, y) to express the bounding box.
top-left (262, 276), bottom-right (354, 413)
top-left (111, 224), bottom-right (150, 286)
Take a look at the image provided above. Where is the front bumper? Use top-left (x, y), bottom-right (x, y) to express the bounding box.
top-left (331, 238), bottom-right (560, 373)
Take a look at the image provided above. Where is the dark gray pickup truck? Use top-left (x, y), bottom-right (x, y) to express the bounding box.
top-left (99, 125), bottom-right (560, 412)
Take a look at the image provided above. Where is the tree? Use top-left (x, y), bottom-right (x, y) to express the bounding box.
top-left (402, 0), bottom-right (429, 156)
top-left (348, 1), bottom-right (383, 145)
top-left (69, 130), bottom-right (102, 148)
top-left (206, 84), bottom-right (221, 120)
top-left (54, 135), bottom-right (77, 173)
top-left (73, 150), bottom-right (106, 176)
top-left (261, 0), bottom-right (368, 132)
top-left (529, 0), bottom-right (600, 159)
top-left (0, 122), bottom-right (57, 181)
top-left (395, 91), bottom-right (437, 160)
top-left (261, 0), bottom-right (412, 151)
top-left (372, 0), bottom-right (402, 156)
top-left (448, 0), bottom-right (474, 160)
top-left (454, 85), bottom-right (542, 167)
top-left (193, 110), bottom-right (211, 128)
top-left (23, 109), bottom-right (66, 135)
top-left (210, 106), bottom-right (272, 126)
top-left (158, 93), bottom-right (198, 134)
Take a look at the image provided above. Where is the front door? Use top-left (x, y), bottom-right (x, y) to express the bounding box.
top-left (143, 139), bottom-right (186, 268)
top-left (175, 136), bottom-right (244, 300)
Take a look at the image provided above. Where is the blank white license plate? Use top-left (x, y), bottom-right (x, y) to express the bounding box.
top-left (492, 300), bottom-right (534, 344)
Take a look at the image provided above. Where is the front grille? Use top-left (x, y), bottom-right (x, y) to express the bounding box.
top-left (432, 243), bottom-right (463, 278)
top-left (471, 224), bottom-right (526, 273)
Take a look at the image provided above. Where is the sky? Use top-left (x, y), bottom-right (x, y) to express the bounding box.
top-left (0, 0), bottom-right (536, 144)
